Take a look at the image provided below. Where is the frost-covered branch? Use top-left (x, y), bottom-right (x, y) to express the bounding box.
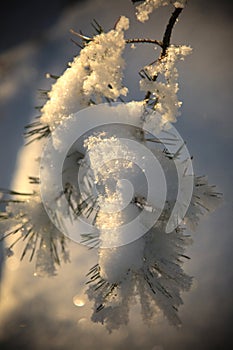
top-left (0, 0), bottom-right (223, 332)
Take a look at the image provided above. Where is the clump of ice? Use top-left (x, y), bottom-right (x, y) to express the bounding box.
top-left (41, 16), bottom-right (129, 131)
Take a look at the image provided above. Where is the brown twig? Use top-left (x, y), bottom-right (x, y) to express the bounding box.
top-left (126, 38), bottom-right (163, 47)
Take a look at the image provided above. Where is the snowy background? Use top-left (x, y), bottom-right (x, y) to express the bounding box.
top-left (0, 0), bottom-right (232, 349)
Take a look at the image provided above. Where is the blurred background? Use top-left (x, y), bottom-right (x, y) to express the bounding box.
top-left (0, 0), bottom-right (232, 349)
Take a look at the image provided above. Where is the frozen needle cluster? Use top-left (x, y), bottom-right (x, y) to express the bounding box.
top-left (0, 189), bottom-right (69, 277)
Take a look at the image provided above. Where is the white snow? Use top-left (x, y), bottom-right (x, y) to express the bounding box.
top-left (41, 16), bottom-right (129, 130)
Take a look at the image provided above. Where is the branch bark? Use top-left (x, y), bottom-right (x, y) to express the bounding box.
top-left (126, 38), bottom-right (162, 47)
top-left (161, 7), bottom-right (183, 57)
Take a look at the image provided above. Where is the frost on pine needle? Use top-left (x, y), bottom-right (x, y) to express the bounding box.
top-left (140, 45), bottom-right (192, 124)
top-left (0, 189), bottom-right (69, 276)
top-left (135, 0), bottom-right (187, 23)
top-left (40, 16), bottom-right (129, 132)
top-left (184, 176), bottom-right (223, 231)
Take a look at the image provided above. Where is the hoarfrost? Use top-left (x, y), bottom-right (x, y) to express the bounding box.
top-left (41, 16), bottom-right (129, 131)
